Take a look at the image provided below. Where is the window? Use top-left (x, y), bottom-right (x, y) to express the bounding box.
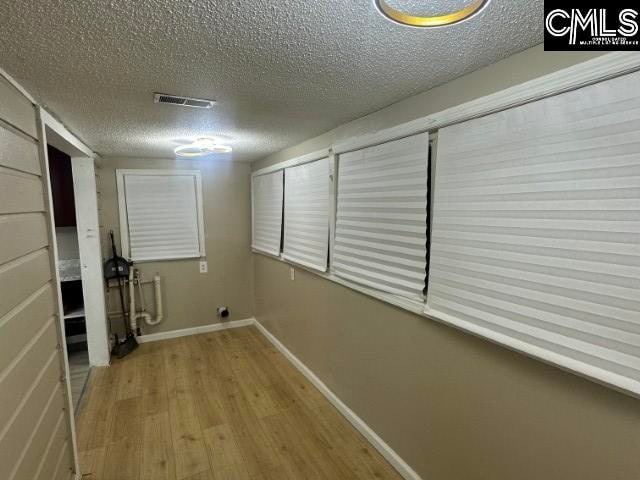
top-left (283, 157), bottom-right (330, 272)
top-left (427, 71), bottom-right (640, 389)
top-left (116, 169), bottom-right (205, 262)
top-left (251, 170), bottom-right (284, 256)
top-left (333, 132), bottom-right (429, 300)
top-left (247, 58), bottom-right (640, 395)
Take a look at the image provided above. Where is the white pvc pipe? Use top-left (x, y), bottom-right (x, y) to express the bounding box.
top-left (144, 274), bottom-right (163, 326)
top-left (128, 269), bottom-right (137, 332)
top-left (126, 269), bottom-right (164, 332)
top-left (138, 311), bottom-right (152, 325)
top-left (134, 269), bottom-right (152, 327)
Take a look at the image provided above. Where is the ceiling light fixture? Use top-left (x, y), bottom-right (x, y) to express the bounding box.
top-left (375, 0), bottom-right (490, 27)
top-left (174, 138), bottom-right (232, 157)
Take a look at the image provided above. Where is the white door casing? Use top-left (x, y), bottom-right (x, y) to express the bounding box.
top-left (71, 157), bottom-right (110, 366)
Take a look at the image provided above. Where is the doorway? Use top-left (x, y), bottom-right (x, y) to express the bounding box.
top-left (47, 145), bottom-right (91, 409)
top-left (43, 123), bottom-right (111, 417)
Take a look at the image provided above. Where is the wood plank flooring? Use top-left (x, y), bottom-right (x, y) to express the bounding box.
top-left (76, 326), bottom-right (402, 480)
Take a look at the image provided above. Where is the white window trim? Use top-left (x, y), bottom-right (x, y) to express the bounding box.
top-left (252, 148), bottom-right (330, 176)
top-left (251, 52), bottom-right (640, 399)
top-left (116, 169), bottom-right (206, 261)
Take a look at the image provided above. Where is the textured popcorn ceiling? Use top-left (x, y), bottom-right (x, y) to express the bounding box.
top-left (0, 0), bottom-right (542, 162)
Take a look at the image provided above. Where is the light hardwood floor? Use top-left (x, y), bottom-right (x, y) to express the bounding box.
top-left (76, 326), bottom-right (402, 479)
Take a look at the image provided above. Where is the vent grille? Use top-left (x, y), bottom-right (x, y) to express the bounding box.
top-left (154, 93), bottom-right (216, 109)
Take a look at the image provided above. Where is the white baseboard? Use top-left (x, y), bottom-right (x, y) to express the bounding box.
top-left (253, 319), bottom-right (422, 480)
top-left (136, 317), bottom-right (255, 343)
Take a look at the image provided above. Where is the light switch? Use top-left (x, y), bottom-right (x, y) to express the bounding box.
top-left (199, 261), bottom-right (208, 273)
top-left (290, 267), bottom-right (295, 281)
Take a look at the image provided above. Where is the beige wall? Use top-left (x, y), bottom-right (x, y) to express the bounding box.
top-left (98, 156), bottom-right (254, 335)
top-left (252, 45), bottom-right (640, 479)
top-left (0, 75), bottom-right (75, 480)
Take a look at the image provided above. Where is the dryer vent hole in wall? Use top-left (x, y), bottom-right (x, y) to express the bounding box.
top-left (217, 306), bottom-right (229, 318)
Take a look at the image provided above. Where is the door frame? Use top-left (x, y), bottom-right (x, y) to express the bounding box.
top-left (39, 109), bottom-right (111, 367)
top-left (37, 107), bottom-right (111, 478)
top-left (70, 156), bottom-right (110, 366)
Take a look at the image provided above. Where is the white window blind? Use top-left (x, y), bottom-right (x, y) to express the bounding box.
top-left (333, 132), bottom-right (429, 300)
top-left (252, 170), bottom-right (284, 256)
top-left (283, 158), bottom-right (330, 271)
top-left (427, 71), bottom-right (640, 394)
top-left (117, 170), bottom-right (205, 262)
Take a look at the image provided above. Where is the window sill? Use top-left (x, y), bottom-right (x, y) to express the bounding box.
top-left (129, 254), bottom-right (204, 264)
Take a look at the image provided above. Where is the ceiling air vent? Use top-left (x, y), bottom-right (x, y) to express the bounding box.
top-left (153, 93), bottom-right (216, 109)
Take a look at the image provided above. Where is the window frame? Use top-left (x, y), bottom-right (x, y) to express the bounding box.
top-left (116, 169), bottom-right (206, 262)
top-left (250, 54), bottom-right (640, 398)
top-left (252, 148), bottom-right (427, 314)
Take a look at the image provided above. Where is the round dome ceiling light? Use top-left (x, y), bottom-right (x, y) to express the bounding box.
top-left (375, 0), bottom-right (490, 27)
top-left (205, 144), bottom-right (233, 154)
top-left (174, 138), bottom-right (232, 157)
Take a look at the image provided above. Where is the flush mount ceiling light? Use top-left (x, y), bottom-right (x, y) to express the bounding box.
top-left (375, 0), bottom-right (490, 27)
top-left (174, 138), bottom-right (232, 157)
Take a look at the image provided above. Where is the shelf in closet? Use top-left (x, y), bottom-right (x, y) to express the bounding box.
top-left (64, 307), bottom-right (85, 319)
top-left (66, 334), bottom-right (87, 345)
top-left (61, 276), bottom-right (82, 283)
top-left (58, 259), bottom-right (81, 282)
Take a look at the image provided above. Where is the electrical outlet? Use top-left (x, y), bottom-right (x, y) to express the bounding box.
top-left (290, 267), bottom-right (295, 281)
top-left (199, 261), bottom-right (208, 273)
